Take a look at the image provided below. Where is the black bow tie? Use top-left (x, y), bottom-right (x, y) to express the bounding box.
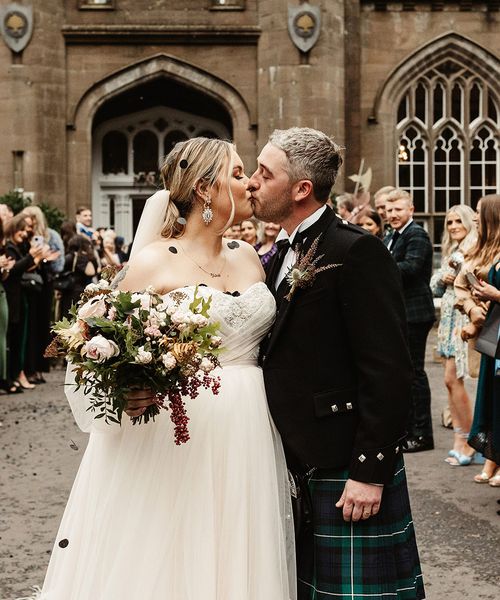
top-left (276, 231), bottom-right (305, 252)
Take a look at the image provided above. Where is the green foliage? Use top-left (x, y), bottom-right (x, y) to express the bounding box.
top-left (0, 190), bottom-right (30, 215)
top-left (38, 202), bottom-right (66, 232)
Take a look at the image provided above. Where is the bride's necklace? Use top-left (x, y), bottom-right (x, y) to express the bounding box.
top-left (178, 242), bottom-right (226, 279)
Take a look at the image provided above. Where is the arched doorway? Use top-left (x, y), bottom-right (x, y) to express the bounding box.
top-left (91, 77), bottom-right (232, 243)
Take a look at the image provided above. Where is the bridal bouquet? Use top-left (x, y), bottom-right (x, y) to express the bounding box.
top-left (46, 271), bottom-right (222, 444)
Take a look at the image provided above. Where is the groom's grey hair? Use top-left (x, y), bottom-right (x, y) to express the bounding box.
top-left (268, 128), bottom-right (344, 202)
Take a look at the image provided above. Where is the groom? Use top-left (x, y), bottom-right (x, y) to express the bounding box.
top-left (248, 128), bottom-right (424, 599)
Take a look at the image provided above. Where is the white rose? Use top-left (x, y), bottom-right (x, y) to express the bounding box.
top-left (166, 305), bottom-right (177, 316)
top-left (162, 352), bottom-right (177, 371)
top-left (82, 335), bottom-right (120, 363)
top-left (199, 357), bottom-right (214, 373)
top-left (131, 293), bottom-right (151, 310)
top-left (78, 296), bottom-right (107, 319)
top-left (171, 310), bottom-right (190, 325)
top-left (191, 314), bottom-right (208, 328)
top-left (135, 347), bottom-right (153, 364)
top-left (98, 279), bottom-right (111, 290)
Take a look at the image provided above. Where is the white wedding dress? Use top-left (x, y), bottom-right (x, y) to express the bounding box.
top-left (39, 282), bottom-right (296, 600)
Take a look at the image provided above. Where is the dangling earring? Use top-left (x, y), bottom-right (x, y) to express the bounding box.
top-left (202, 195), bottom-right (213, 225)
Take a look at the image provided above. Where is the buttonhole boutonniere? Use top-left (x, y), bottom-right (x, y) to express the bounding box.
top-left (285, 235), bottom-right (342, 301)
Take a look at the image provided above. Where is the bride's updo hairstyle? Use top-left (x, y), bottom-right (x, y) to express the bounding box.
top-left (159, 137), bottom-right (235, 238)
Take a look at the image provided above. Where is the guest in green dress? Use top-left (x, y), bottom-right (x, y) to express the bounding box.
top-left (456, 195), bottom-right (500, 485)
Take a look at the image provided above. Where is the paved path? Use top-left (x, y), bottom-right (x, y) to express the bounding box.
top-left (1, 331), bottom-right (499, 599)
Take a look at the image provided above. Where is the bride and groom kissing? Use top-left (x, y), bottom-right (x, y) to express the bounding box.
top-left (38, 128), bottom-right (425, 599)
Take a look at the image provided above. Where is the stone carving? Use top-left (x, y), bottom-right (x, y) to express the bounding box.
top-left (288, 2), bottom-right (321, 54)
top-left (0, 3), bottom-right (33, 53)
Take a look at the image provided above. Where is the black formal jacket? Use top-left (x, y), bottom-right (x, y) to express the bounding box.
top-left (384, 221), bottom-right (435, 325)
top-left (3, 241), bottom-right (36, 325)
top-left (261, 208), bottom-right (412, 484)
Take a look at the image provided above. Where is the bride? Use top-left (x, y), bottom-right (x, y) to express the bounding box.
top-left (38, 138), bottom-right (295, 599)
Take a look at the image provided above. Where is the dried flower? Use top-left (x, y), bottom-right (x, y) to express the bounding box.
top-left (285, 235), bottom-right (342, 301)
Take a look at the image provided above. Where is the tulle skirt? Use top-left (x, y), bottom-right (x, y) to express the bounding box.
top-left (40, 365), bottom-right (295, 599)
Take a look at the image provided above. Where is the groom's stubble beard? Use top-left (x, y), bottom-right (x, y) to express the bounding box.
top-left (252, 182), bottom-right (294, 224)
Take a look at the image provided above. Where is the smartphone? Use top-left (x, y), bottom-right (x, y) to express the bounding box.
top-left (465, 272), bottom-right (480, 287)
top-left (32, 235), bottom-right (44, 247)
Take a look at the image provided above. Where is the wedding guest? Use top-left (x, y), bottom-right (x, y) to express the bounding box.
top-left (357, 207), bottom-right (384, 239)
top-left (60, 221), bottom-right (77, 252)
top-left (373, 186), bottom-right (396, 228)
top-left (60, 235), bottom-right (98, 318)
top-left (3, 215), bottom-right (58, 391)
top-left (430, 205), bottom-right (478, 465)
top-left (100, 229), bottom-right (121, 267)
top-left (115, 236), bottom-right (129, 264)
top-left (240, 218), bottom-right (260, 247)
top-left (455, 194), bottom-right (500, 485)
top-left (75, 206), bottom-right (94, 239)
top-left (22, 206), bottom-right (64, 384)
top-left (385, 188), bottom-right (435, 453)
top-left (0, 218), bottom-right (16, 394)
top-left (255, 222), bottom-right (280, 271)
top-left (223, 223), bottom-right (242, 240)
top-left (336, 193), bottom-right (355, 221)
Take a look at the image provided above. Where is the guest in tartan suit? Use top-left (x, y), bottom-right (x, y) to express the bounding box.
top-left (249, 128), bottom-right (425, 600)
top-left (384, 190), bottom-right (435, 453)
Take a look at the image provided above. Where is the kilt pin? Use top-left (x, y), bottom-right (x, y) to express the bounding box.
top-left (261, 207), bottom-right (425, 600)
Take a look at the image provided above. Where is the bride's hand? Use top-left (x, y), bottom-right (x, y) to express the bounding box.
top-left (124, 388), bottom-right (156, 418)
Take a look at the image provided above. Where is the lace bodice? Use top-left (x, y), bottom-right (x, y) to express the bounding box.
top-left (164, 282), bottom-right (276, 366)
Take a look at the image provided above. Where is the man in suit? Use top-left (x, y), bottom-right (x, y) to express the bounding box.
top-left (385, 189), bottom-right (435, 453)
top-left (248, 128), bottom-right (425, 600)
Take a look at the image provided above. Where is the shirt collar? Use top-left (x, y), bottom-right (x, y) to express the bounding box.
top-left (275, 205), bottom-right (328, 244)
top-left (395, 218), bottom-right (413, 235)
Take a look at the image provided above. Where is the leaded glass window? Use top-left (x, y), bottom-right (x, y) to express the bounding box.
top-left (396, 59), bottom-right (500, 247)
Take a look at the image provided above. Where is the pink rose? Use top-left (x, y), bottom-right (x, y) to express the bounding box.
top-left (82, 335), bottom-right (120, 363)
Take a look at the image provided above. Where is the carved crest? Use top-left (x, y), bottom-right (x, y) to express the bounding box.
top-left (288, 2), bottom-right (321, 54)
top-left (0, 3), bottom-right (33, 53)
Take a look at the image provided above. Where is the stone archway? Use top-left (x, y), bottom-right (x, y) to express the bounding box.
top-left (67, 53), bottom-right (254, 213)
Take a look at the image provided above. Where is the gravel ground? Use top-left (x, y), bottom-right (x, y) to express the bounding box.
top-left (1, 331), bottom-right (499, 599)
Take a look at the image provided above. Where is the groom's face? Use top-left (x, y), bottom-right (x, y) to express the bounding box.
top-left (247, 143), bottom-right (294, 223)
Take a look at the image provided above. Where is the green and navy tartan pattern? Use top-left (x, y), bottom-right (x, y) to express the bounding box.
top-left (298, 456), bottom-right (425, 599)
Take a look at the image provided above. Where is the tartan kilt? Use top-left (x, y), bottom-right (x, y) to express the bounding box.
top-left (298, 456), bottom-right (425, 599)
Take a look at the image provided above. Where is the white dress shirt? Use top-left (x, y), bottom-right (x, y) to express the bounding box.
top-left (387, 218), bottom-right (413, 251)
top-left (274, 205), bottom-right (328, 288)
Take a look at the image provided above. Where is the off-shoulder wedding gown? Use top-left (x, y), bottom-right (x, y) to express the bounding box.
top-left (39, 282), bottom-right (295, 600)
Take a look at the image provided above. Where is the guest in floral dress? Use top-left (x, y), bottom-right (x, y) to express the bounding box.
top-left (431, 205), bottom-right (478, 466)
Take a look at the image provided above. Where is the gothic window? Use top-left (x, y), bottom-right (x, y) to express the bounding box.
top-left (164, 130), bottom-right (188, 156)
top-left (102, 131), bottom-right (128, 175)
top-left (396, 59), bottom-right (500, 246)
top-left (133, 130), bottom-right (158, 174)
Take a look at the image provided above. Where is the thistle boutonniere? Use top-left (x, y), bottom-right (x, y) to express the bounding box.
top-left (284, 235), bottom-right (342, 301)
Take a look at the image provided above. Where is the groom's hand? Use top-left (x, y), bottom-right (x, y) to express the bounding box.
top-left (124, 388), bottom-right (156, 418)
top-left (335, 479), bottom-right (383, 522)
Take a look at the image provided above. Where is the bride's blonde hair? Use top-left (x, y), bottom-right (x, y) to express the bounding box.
top-left (159, 137), bottom-right (234, 239)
